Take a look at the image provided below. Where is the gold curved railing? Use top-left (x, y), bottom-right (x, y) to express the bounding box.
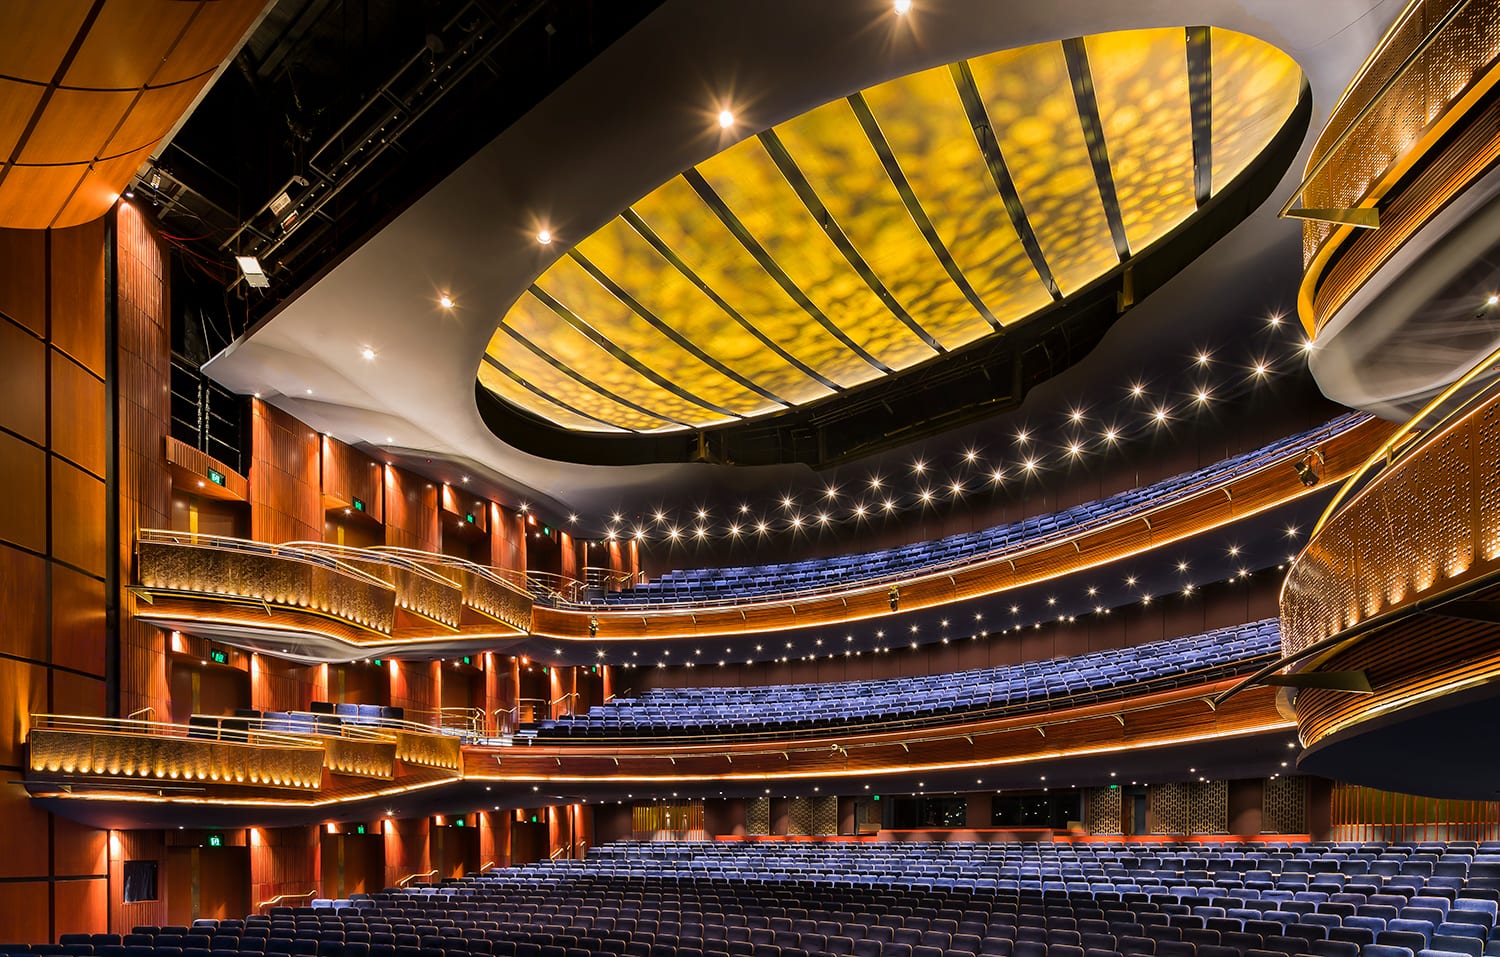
top-left (27, 714), bottom-right (327, 790)
top-left (1293, 0), bottom-right (1500, 332)
top-left (1280, 345), bottom-right (1500, 659)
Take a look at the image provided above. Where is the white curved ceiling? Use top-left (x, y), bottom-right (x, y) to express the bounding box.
top-left (204, 0), bottom-right (1406, 514)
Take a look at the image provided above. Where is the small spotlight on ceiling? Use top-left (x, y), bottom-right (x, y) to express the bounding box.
top-left (894, 0), bottom-right (912, 12)
top-left (438, 294), bottom-right (455, 309)
top-left (1301, 338), bottom-right (1317, 353)
top-left (235, 255), bottom-right (269, 289)
top-left (1486, 293), bottom-right (1500, 306)
top-left (361, 347), bottom-right (376, 360)
top-left (1293, 450), bottom-right (1324, 488)
top-left (718, 109), bottom-right (735, 129)
top-left (537, 229), bottom-right (553, 245)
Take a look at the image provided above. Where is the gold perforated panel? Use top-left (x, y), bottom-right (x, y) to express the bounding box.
top-left (1283, 392), bottom-right (1499, 657)
top-left (28, 729), bottom-right (325, 789)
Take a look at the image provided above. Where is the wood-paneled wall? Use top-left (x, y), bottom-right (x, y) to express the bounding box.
top-left (384, 465), bottom-right (439, 552)
top-left (388, 659), bottom-right (440, 720)
top-left (0, 220), bottom-right (114, 941)
top-left (382, 816), bottom-right (431, 890)
top-left (251, 826), bottom-right (319, 914)
top-left (117, 203), bottom-right (172, 720)
top-left (321, 437), bottom-right (382, 514)
top-left (249, 401), bottom-right (321, 543)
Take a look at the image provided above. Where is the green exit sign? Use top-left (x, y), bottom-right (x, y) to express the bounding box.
top-left (465, 512), bottom-right (476, 524)
top-left (529, 815), bottom-right (538, 823)
top-left (352, 497), bottom-right (366, 512)
top-left (454, 818), bottom-right (465, 828)
top-left (373, 659), bottom-right (383, 667)
top-left (206, 468), bottom-right (226, 487)
top-left (209, 649), bottom-right (228, 665)
top-left (207, 834), bottom-right (223, 847)
top-left (461, 656), bottom-right (472, 665)
top-left (354, 824), bottom-right (366, 835)
top-left (872, 795), bottom-right (880, 801)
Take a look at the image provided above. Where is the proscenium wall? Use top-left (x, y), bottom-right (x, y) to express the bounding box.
top-left (0, 205), bottom-right (172, 940)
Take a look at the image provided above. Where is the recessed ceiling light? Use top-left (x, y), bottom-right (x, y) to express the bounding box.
top-left (438, 294), bottom-right (454, 309)
top-left (718, 109), bottom-right (735, 129)
top-left (894, 0), bottom-right (911, 12)
top-left (1488, 294), bottom-right (1499, 306)
top-left (537, 229), bottom-right (553, 245)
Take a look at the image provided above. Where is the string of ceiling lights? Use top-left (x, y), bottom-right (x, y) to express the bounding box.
top-left (555, 316), bottom-right (1313, 547)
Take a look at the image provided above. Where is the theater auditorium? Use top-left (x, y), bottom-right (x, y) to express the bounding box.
top-left (2, 1), bottom-right (1498, 956)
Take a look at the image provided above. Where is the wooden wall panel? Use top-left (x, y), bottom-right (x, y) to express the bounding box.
top-left (382, 817), bottom-right (431, 890)
top-left (321, 436), bottom-right (382, 514)
top-left (116, 203), bottom-right (173, 722)
top-left (389, 660), bottom-right (439, 721)
top-left (249, 400), bottom-right (321, 543)
top-left (0, 221), bottom-right (115, 941)
top-left (251, 655), bottom-right (325, 714)
top-left (383, 465), bottom-right (439, 552)
top-left (251, 826), bottom-right (319, 913)
top-left (109, 830), bottom-right (168, 933)
top-left (0, 318), bottom-right (46, 442)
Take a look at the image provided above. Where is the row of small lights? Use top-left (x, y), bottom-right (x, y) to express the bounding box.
top-left (566, 322), bottom-right (1314, 545)
top-left (580, 537), bottom-right (1299, 668)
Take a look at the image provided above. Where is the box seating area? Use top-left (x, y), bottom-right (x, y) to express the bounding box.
top-left (602, 414), bottom-right (1366, 608)
top-left (19, 840), bottom-right (1500, 957)
top-left (533, 620), bottom-right (1280, 740)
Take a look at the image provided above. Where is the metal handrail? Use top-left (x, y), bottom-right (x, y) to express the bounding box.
top-left (397, 869), bottom-right (438, 888)
top-left (565, 416), bottom-right (1369, 612)
top-left (282, 540), bottom-right (462, 588)
top-left (256, 890), bottom-right (317, 912)
top-left (488, 667), bottom-right (1288, 759)
top-left (136, 529), bottom-right (393, 589)
top-left (518, 652), bottom-right (1278, 746)
top-left (1279, 0), bottom-right (1482, 219)
top-left (126, 706), bottom-right (155, 721)
top-left (30, 713), bottom-right (325, 750)
top-left (369, 546), bottom-right (565, 602)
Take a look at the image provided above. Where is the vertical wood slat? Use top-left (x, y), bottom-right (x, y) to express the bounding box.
top-left (249, 400), bottom-right (321, 543)
top-left (114, 203), bottom-right (171, 721)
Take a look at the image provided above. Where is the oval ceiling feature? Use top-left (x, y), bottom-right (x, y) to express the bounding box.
top-left (479, 26), bottom-right (1303, 434)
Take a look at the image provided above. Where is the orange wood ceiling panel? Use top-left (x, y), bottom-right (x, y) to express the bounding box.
top-left (0, 0), bottom-right (268, 230)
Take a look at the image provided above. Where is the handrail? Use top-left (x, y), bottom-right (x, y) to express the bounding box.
top-left (137, 529), bottom-right (393, 589)
top-left (30, 713), bottom-right (326, 750)
top-left (481, 861), bottom-right (497, 871)
top-left (1303, 343), bottom-right (1500, 543)
top-left (397, 869), bottom-right (438, 887)
top-left (282, 540), bottom-right (462, 588)
top-left (1278, 0), bottom-right (1481, 219)
top-left (490, 671), bottom-right (1286, 762)
top-left (570, 415), bottom-right (1369, 612)
top-left (519, 651), bottom-right (1278, 746)
top-left (256, 890), bottom-right (316, 912)
top-left (369, 546), bottom-right (565, 602)
top-left (126, 706), bottom-right (155, 721)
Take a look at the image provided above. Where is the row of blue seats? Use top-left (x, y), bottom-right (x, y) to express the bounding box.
top-left (535, 621), bottom-right (1279, 737)
top-left (600, 414), bottom-right (1366, 607)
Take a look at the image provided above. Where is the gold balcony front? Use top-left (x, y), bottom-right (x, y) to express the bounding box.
top-left (28, 716), bottom-right (326, 791)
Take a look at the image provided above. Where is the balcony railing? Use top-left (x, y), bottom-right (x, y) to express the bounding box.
top-left (1280, 345), bottom-right (1500, 659)
top-left (1293, 0), bottom-right (1500, 282)
top-left (27, 714), bottom-right (326, 790)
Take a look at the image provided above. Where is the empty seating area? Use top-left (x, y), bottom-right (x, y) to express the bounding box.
top-left (601, 415), bottom-right (1366, 608)
top-left (18, 840), bottom-right (1500, 957)
top-left (533, 620), bottom-right (1280, 740)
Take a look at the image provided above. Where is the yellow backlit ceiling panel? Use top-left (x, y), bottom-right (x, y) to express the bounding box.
top-left (481, 27), bottom-right (1302, 433)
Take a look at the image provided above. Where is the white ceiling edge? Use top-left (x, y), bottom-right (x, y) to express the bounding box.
top-left (204, 0), bottom-right (1406, 515)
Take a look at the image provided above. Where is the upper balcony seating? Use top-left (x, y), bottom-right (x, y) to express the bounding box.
top-left (534, 620), bottom-right (1280, 740)
top-left (24, 840), bottom-right (1500, 957)
top-left (601, 414), bottom-right (1366, 608)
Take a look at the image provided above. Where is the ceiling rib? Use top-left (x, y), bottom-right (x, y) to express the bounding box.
top-left (481, 354), bottom-right (635, 433)
top-left (1062, 37), bottom-right (1132, 262)
top-left (526, 283), bottom-right (741, 419)
top-left (846, 92), bottom-right (1003, 332)
top-left (757, 128), bottom-right (945, 355)
top-left (682, 168), bottom-right (893, 374)
top-left (491, 320), bottom-right (689, 429)
top-left (948, 60), bottom-right (1063, 302)
top-left (1187, 26), bottom-right (1215, 207)
top-left (565, 248), bottom-right (791, 408)
top-left (618, 208), bottom-right (843, 394)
